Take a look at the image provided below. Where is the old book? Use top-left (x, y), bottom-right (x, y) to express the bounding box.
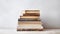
top-left (20, 16), bottom-right (39, 19)
top-left (18, 18), bottom-right (40, 21)
top-left (18, 21), bottom-right (42, 24)
top-left (17, 24), bottom-right (43, 31)
top-left (19, 16), bottom-right (40, 21)
top-left (25, 10), bottom-right (40, 13)
top-left (23, 13), bottom-right (40, 16)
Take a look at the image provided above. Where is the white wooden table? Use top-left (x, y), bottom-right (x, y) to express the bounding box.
top-left (0, 29), bottom-right (60, 34)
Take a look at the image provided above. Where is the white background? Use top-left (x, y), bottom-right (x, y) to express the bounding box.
top-left (0, 0), bottom-right (60, 31)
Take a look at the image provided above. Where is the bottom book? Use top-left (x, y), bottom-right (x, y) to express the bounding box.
top-left (17, 24), bottom-right (43, 31)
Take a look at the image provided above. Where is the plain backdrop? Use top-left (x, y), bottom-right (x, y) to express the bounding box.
top-left (0, 0), bottom-right (60, 31)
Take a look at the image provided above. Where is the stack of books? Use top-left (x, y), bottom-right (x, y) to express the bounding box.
top-left (17, 10), bottom-right (43, 31)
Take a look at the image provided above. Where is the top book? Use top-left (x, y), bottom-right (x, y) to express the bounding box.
top-left (25, 10), bottom-right (40, 13)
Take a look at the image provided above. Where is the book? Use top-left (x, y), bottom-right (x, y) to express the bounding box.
top-left (17, 24), bottom-right (43, 31)
top-left (18, 18), bottom-right (40, 21)
top-left (18, 21), bottom-right (42, 24)
top-left (19, 16), bottom-right (40, 21)
top-left (25, 10), bottom-right (40, 13)
top-left (23, 13), bottom-right (40, 16)
top-left (20, 16), bottom-right (39, 19)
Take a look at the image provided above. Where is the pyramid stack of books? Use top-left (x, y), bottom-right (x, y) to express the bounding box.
top-left (17, 10), bottom-right (43, 31)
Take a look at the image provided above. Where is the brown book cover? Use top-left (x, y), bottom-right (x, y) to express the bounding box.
top-left (25, 10), bottom-right (40, 13)
top-left (23, 13), bottom-right (40, 16)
